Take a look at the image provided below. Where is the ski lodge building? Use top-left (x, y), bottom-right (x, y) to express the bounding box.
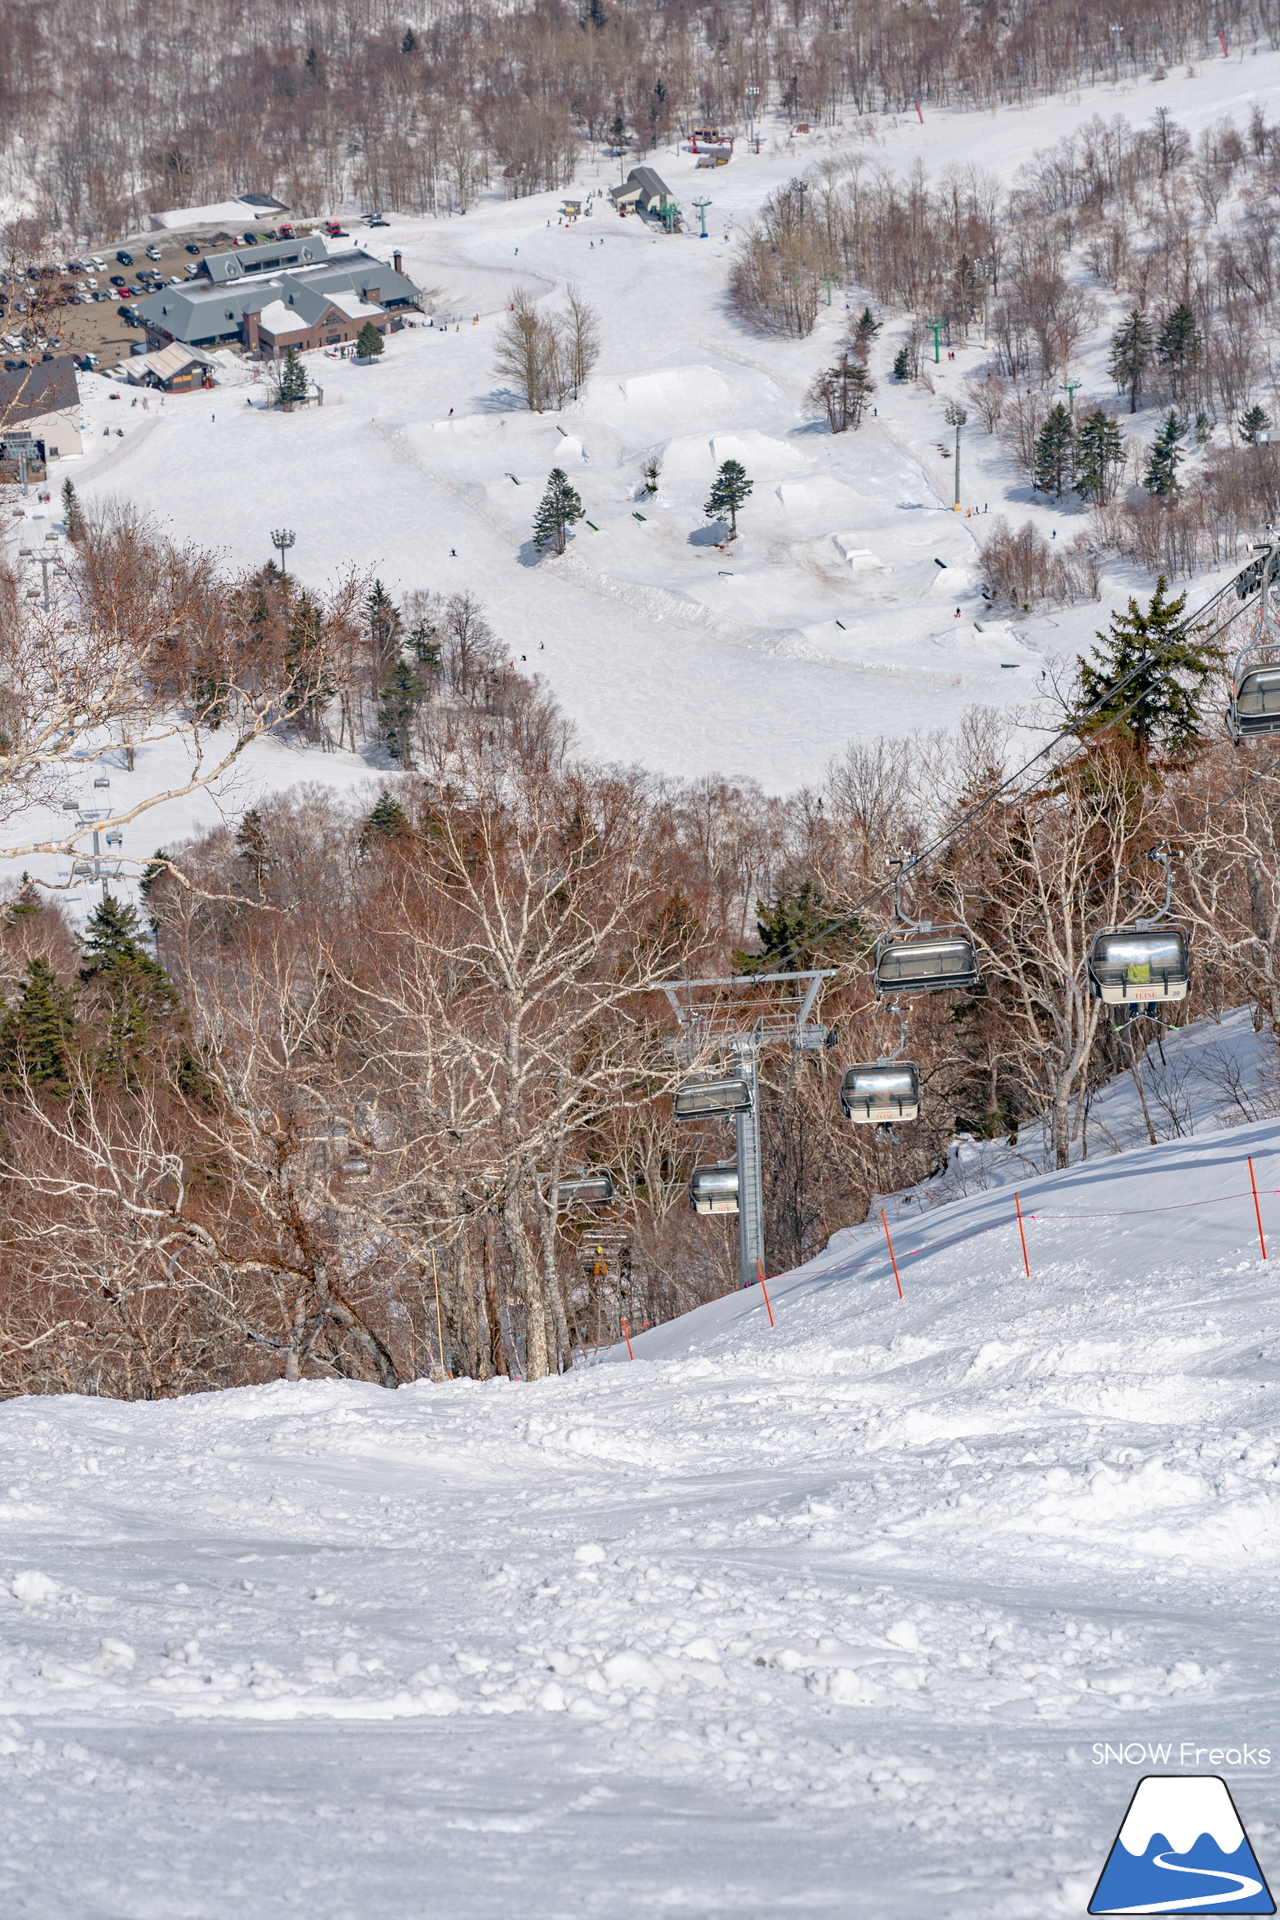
top-left (610, 167), bottom-right (677, 217)
top-left (0, 355), bottom-right (83, 464)
top-left (134, 235), bottom-right (421, 357)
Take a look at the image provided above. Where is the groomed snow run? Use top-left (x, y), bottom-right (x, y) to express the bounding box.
top-left (6, 1105), bottom-right (1280, 1916)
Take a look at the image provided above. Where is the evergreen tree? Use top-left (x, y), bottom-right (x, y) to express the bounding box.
top-left (284, 590), bottom-right (334, 726)
top-left (379, 658), bottom-right (426, 764)
top-left (1156, 302), bottom-right (1202, 401)
top-left (892, 345), bottom-right (912, 381)
top-left (1073, 408), bottom-right (1124, 504)
top-left (6, 873), bottom-right (42, 922)
top-left (356, 320), bottom-right (384, 359)
top-left (1240, 403), bottom-right (1272, 445)
top-left (1143, 410), bottom-right (1183, 497)
top-left (584, 0), bottom-right (606, 26)
top-left (532, 467), bottom-right (585, 554)
top-left (1073, 575), bottom-right (1220, 763)
top-left (235, 811), bottom-right (269, 893)
top-left (61, 477), bottom-right (85, 540)
top-left (734, 880), bottom-right (865, 973)
top-left (79, 894), bottom-right (179, 1076)
top-left (409, 618), bottom-right (442, 672)
top-left (1033, 401), bottom-right (1076, 497)
top-left (401, 27), bottom-right (417, 50)
top-left (854, 306), bottom-right (881, 349)
top-left (79, 893), bottom-right (164, 981)
top-left (1108, 308), bottom-right (1153, 413)
top-left (277, 346), bottom-right (308, 408)
top-left (359, 790), bottom-right (411, 854)
top-left (1193, 409), bottom-right (1212, 446)
top-left (0, 956), bottom-right (76, 1092)
top-left (704, 458), bottom-right (753, 537)
top-left (365, 580), bottom-right (402, 680)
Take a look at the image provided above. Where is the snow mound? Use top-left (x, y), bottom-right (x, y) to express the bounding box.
top-left (832, 532), bottom-right (883, 568)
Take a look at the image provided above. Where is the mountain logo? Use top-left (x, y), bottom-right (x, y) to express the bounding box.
top-left (1089, 1775), bottom-right (1275, 1915)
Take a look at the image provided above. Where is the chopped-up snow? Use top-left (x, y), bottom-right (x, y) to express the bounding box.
top-left (6, 1090), bottom-right (1280, 1914)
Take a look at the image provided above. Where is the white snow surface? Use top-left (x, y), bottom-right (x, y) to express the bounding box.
top-left (7, 1095), bottom-right (1280, 1915)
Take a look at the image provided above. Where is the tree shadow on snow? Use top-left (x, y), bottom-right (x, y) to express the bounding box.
top-left (688, 522), bottom-right (729, 547)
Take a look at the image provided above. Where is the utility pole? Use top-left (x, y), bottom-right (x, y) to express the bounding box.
top-left (665, 969), bottom-right (834, 1291)
top-left (925, 316), bottom-right (945, 364)
top-left (944, 401), bottom-right (968, 510)
top-left (271, 527), bottom-right (296, 574)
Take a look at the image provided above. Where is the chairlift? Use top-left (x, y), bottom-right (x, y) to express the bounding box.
top-left (1227, 537), bottom-right (1280, 740)
top-left (688, 1162), bottom-right (739, 1214)
top-left (1087, 851), bottom-right (1190, 1010)
top-left (340, 1155), bottom-right (371, 1179)
top-left (673, 1073), bottom-right (752, 1121)
top-left (555, 1168), bottom-right (615, 1208)
top-left (839, 1001), bottom-right (921, 1124)
top-left (871, 859), bottom-right (980, 997)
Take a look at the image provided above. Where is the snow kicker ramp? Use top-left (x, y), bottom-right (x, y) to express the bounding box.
top-left (4, 1117), bottom-right (1280, 1916)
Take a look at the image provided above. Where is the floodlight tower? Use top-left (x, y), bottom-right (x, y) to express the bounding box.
top-left (665, 969), bottom-right (835, 1289)
top-left (271, 527), bottom-right (296, 574)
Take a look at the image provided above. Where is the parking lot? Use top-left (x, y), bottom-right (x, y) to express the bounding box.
top-left (3, 227), bottom-right (290, 370)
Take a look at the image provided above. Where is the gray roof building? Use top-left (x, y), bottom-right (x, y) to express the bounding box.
top-left (137, 235), bottom-right (422, 350)
top-left (610, 167), bottom-right (677, 213)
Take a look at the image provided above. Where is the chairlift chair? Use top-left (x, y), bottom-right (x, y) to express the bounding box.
top-left (872, 858), bottom-right (981, 997)
top-left (672, 1073), bottom-right (752, 1121)
top-left (688, 1163), bottom-right (739, 1214)
top-left (1226, 538), bottom-right (1280, 740)
top-left (840, 1063), bottom-right (921, 1124)
top-left (839, 1000), bottom-right (920, 1123)
top-left (1086, 851), bottom-right (1190, 1009)
top-left (555, 1168), bottom-right (615, 1208)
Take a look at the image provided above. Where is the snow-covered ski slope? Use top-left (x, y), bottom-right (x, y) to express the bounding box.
top-left (7, 1105), bottom-right (1280, 1917)
top-left (11, 45), bottom-right (1280, 815)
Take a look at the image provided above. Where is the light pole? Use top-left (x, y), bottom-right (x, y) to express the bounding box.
top-left (945, 401), bottom-right (968, 510)
top-left (271, 527), bottom-right (295, 574)
top-left (692, 195), bottom-right (712, 238)
top-left (975, 257), bottom-right (995, 348)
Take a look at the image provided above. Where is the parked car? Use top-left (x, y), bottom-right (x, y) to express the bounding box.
top-left (145, 245), bottom-right (162, 261)
top-left (110, 274), bottom-right (126, 287)
top-left (366, 215), bottom-right (389, 228)
top-left (242, 231), bottom-right (259, 244)
top-left (185, 242), bottom-right (201, 255)
top-left (184, 263), bottom-right (199, 276)
top-left (88, 255), bottom-right (106, 268)
top-left (116, 250), bottom-right (133, 266)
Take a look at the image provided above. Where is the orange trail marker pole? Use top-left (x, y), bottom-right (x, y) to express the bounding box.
top-left (621, 1315), bottom-right (635, 1360)
top-left (756, 1258), bottom-right (775, 1327)
top-left (1014, 1192), bottom-right (1030, 1277)
top-left (881, 1210), bottom-right (904, 1298)
top-left (1249, 1156), bottom-right (1268, 1260)
top-left (431, 1246), bottom-right (452, 1379)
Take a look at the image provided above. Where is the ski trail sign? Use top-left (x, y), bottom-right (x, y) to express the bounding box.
top-left (1089, 1775), bottom-right (1275, 1915)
